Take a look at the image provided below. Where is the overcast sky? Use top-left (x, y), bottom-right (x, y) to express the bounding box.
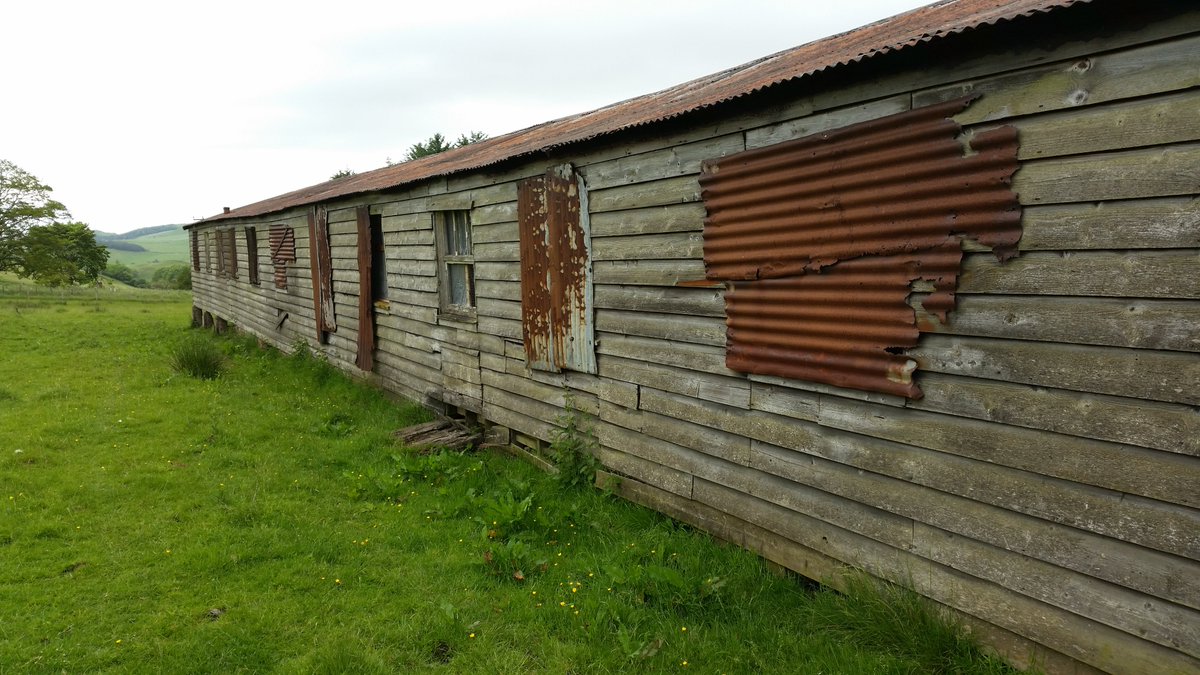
top-left (2, 0), bottom-right (927, 233)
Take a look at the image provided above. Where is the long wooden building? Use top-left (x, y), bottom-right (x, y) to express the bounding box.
top-left (186, 1), bottom-right (1200, 671)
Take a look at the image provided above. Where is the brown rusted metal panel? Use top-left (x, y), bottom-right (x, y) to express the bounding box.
top-left (190, 230), bottom-right (200, 272)
top-left (700, 96), bottom-right (1021, 399)
top-left (518, 165), bottom-right (597, 374)
top-left (307, 206), bottom-right (336, 343)
top-left (354, 205), bottom-right (375, 372)
top-left (199, 0), bottom-right (1083, 225)
top-left (268, 225), bottom-right (296, 289)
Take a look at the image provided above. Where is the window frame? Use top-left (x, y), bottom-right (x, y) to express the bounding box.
top-left (434, 209), bottom-right (476, 320)
top-left (245, 226), bottom-right (260, 285)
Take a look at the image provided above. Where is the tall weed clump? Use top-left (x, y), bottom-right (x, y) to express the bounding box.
top-left (170, 333), bottom-right (226, 379)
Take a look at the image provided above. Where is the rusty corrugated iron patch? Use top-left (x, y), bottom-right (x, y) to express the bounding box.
top-left (700, 95), bottom-right (1021, 399)
top-left (307, 206), bottom-right (336, 343)
top-left (268, 224), bottom-right (296, 289)
top-left (518, 165), bottom-right (597, 374)
top-left (199, 0), bottom-right (1084, 224)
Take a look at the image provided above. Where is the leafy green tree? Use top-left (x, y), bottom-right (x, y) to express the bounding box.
top-left (150, 263), bottom-right (191, 290)
top-left (17, 222), bottom-right (110, 286)
top-left (104, 261), bottom-right (146, 287)
top-left (0, 159), bottom-right (70, 271)
top-left (403, 131), bottom-right (488, 161)
top-left (329, 168), bottom-right (355, 180)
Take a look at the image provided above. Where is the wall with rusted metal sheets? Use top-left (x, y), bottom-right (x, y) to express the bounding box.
top-left (187, 5), bottom-right (1200, 673)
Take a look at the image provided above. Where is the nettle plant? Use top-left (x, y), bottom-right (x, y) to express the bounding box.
top-left (550, 395), bottom-right (601, 490)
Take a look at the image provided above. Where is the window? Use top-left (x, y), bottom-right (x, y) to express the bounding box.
top-left (216, 228), bottom-right (237, 280)
top-left (268, 224), bottom-right (296, 289)
top-left (369, 214), bottom-right (387, 302)
top-left (435, 210), bottom-right (475, 316)
top-left (204, 232), bottom-right (213, 273)
top-left (190, 230), bottom-right (200, 272)
top-left (245, 227), bottom-right (260, 285)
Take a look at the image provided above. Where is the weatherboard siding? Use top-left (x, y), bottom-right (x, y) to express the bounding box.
top-left (188, 11), bottom-right (1200, 674)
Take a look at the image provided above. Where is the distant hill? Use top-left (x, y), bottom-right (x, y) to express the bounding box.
top-left (94, 224), bottom-right (183, 242)
top-left (98, 224), bottom-right (190, 278)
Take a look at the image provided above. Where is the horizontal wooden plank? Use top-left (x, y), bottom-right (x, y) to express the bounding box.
top-left (1008, 197), bottom-right (1199, 251)
top-left (1014, 143), bottom-right (1200, 205)
top-left (474, 261), bottom-right (519, 282)
top-left (815, 397), bottom-right (1200, 548)
top-left (746, 94), bottom-right (911, 149)
top-left (476, 315), bottom-right (522, 341)
top-left (597, 332), bottom-right (737, 378)
top-left (471, 201), bottom-right (518, 227)
top-left (473, 241), bottom-right (520, 262)
top-left (475, 280), bottom-right (521, 302)
top-left (693, 478), bottom-right (1198, 675)
top-left (592, 259), bottom-right (709, 286)
top-left (599, 446), bottom-right (694, 499)
top-left (471, 221), bottom-right (518, 245)
top-left (588, 175), bottom-right (701, 213)
top-left (910, 334), bottom-right (1200, 405)
top-left (915, 294), bottom-right (1200, 352)
top-left (588, 202), bottom-right (706, 238)
top-left (921, 32), bottom-right (1200, 125)
top-left (595, 309), bottom-right (725, 347)
top-left (1000, 88), bottom-right (1200, 161)
top-left (912, 372), bottom-right (1199, 456)
top-left (591, 232), bottom-right (703, 261)
top-left (598, 354), bottom-right (749, 409)
top-left (594, 284), bottom-right (724, 317)
top-left (582, 133), bottom-right (744, 191)
top-left (502, 357), bottom-right (639, 409)
top-left (910, 521), bottom-right (1200, 659)
top-left (749, 437), bottom-right (1200, 611)
top-left (956, 250), bottom-right (1199, 299)
top-left (482, 368), bottom-right (600, 416)
top-left (601, 400), bottom-right (750, 466)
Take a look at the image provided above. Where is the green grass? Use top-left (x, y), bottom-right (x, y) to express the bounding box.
top-left (0, 296), bottom-right (1016, 674)
top-left (101, 226), bottom-right (190, 278)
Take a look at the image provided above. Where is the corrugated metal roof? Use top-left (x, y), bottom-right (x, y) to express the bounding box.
top-left (199, 0), bottom-right (1084, 223)
top-left (699, 96), bottom-right (1021, 399)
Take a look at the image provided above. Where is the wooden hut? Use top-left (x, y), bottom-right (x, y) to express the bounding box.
top-left (186, 1), bottom-right (1200, 671)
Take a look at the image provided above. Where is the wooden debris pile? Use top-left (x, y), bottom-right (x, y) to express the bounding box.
top-left (393, 418), bottom-right (481, 452)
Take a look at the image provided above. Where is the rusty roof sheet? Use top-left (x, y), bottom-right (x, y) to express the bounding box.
top-left (199, 0), bottom-right (1084, 223)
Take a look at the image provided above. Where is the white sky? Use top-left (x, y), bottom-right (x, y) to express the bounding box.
top-left (2, 0), bottom-right (926, 233)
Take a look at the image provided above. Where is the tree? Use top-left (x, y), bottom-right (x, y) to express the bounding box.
top-left (403, 131), bottom-right (488, 162)
top-left (330, 168), bottom-right (355, 180)
top-left (17, 222), bottom-right (109, 286)
top-left (0, 159), bottom-right (70, 272)
top-left (1, 159), bottom-right (110, 286)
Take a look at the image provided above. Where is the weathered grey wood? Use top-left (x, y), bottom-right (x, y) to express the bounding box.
top-left (592, 259), bottom-right (710, 286)
top-left (749, 437), bottom-right (1200, 611)
top-left (477, 315), bottom-right (522, 341)
top-left (817, 394), bottom-right (1200, 529)
top-left (482, 399), bottom-right (556, 446)
top-left (910, 334), bottom-right (1200, 406)
top-left (594, 284), bottom-right (724, 317)
top-left (914, 294), bottom-right (1200, 352)
top-left (482, 368), bottom-right (600, 416)
top-left (475, 280), bottom-right (521, 302)
top-left (473, 241), bottom-right (520, 262)
top-left (998, 88), bottom-right (1200, 160)
top-left (910, 520), bottom-right (1200, 659)
top-left (393, 244), bottom-right (437, 261)
top-left (589, 202), bottom-right (706, 238)
top-left (913, 372), bottom-right (1200, 456)
top-left (705, 477), bottom-right (1198, 675)
top-left (597, 332), bottom-right (738, 378)
top-left (582, 133), bottom-right (744, 191)
top-left (599, 446), bottom-right (694, 499)
top-left (600, 400), bottom-right (751, 466)
top-left (588, 175), bottom-right (701, 213)
top-left (746, 94), bottom-right (911, 149)
top-left (920, 33), bottom-right (1200, 125)
top-left (476, 297), bottom-right (521, 321)
top-left (384, 229), bottom-right (433, 246)
top-left (612, 474), bottom-right (1097, 675)
top-left (1015, 143), bottom-right (1200, 205)
top-left (471, 201), bottom-right (518, 227)
top-left (591, 232), bottom-right (704, 262)
top-left (474, 261), bottom-right (519, 282)
top-left (748, 372), bottom-right (907, 408)
top-left (598, 354), bottom-right (749, 409)
top-left (502, 356), bottom-right (639, 408)
top-left (1008, 197), bottom-right (1199, 251)
top-left (956, 250), bottom-right (1199, 299)
top-left (595, 309), bottom-right (724, 347)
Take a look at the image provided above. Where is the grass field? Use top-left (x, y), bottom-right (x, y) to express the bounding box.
top-left (101, 226), bottom-right (190, 279)
top-left (0, 294), bottom-right (1015, 673)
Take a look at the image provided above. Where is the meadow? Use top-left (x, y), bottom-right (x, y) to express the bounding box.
top-left (0, 292), bottom-right (1015, 673)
